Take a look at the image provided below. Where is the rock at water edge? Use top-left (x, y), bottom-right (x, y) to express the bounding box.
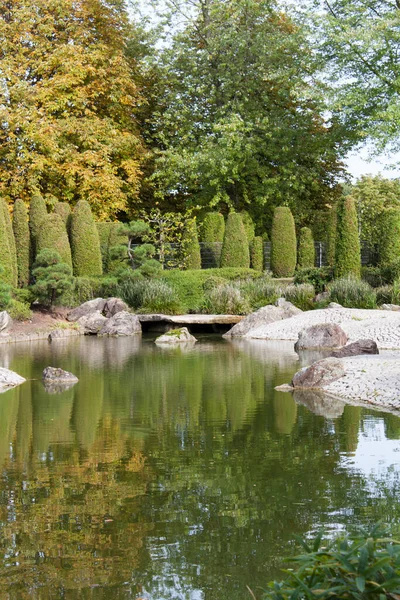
top-left (42, 367), bottom-right (79, 383)
top-left (295, 323), bottom-right (348, 351)
top-left (78, 311), bottom-right (108, 334)
top-left (67, 298), bottom-right (106, 322)
top-left (103, 298), bottom-right (129, 318)
top-left (332, 339), bottom-right (379, 358)
top-left (0, 368), bottom-right (26, 391)
top-left (155, 327), bottom-right (197, 345)
top-left (223, 300), bottom-right (301, 338)
top-left (99, 311), bottom-right (141, 336)
top-left (292, 357), bottom-right (345, 389)
top-left (0, 311), bottom-right (12, 333)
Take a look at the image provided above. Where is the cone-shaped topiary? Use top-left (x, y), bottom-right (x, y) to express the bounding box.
top-left (220, 212), bottom-right (250, 268)
top-left (1, 201), bottom-right (17, 286)
top-left (29, 193), bottom-right (48, 257)
top-left (13, 199), bottom-right (31, 287)
top-left (251, 236), bottom-right (264, 272)
top-left (240, 211), bottom-right (255, 244)
top-left (37, 213), bottom-right (72, 267)
top-left (96, 222), bottom-right (127, 273)
top-left (0, 204), bottom-right (15, 286)
top-left (379, 208), bottom-right (400, 265)
top-left (70, 200), bottom-right (103, 276)
top-left (54, 202), bottom-right (71, 227)
top-left (327, 205), bottom-right (338, 267)
top-left (297, 227), bottom-right (315, 269)
top-left (335, 196), bottom-right (361, 279)
top-left (201, 212), bottom-right (225, 268)
top-left (271, 206), bottom-right (297, 277)
top-left (183, 218), bottom-right (201, 269)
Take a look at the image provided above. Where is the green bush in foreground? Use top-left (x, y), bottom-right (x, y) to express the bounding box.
top-left (120, 279), bottom-right (182, 314)
top-left (294, 267), bottom-right (334, 294)
top-left (297, 227), bottom-right (315, 269)
top-left (262, 525), bottom-right (400, 600)
top-left (271, 206), bottom-right (297, 277)
top-left (13, 199), bottom-right (31, 288)
top-left (0, 265), bottom-right (11, 309)
top-left (251, 236), bottom-right (264, 272)
top-left (37, 213), bottom-right (72, 267)
top-left (238, 277), bottom-right (282, 310)
top-left (220, 213), bottom-right (250, 268)
top-left (335, 196), bottom-right (361, 279)
top-left (31, 249), bottom-right (74, 307)
top-left (8, 299), bottom-right (32, 320)
top-left (328, 276), bottom-right (376, 309)
top-left (70, 200), bottom-right (103, 277)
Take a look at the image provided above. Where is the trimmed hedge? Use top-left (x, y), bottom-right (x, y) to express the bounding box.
top-left (70, 200), bottom-right (103, 276)
top-left (1, 201), bottom-right (17, 286)
top-left (220, 213), bottom-right (250, 268)
top-left (0, 206), bottom-right (17, 286)
top-left (183, 218), bottom-right (201, 270)
top-left (297, 227), bottom-right (315, 269)
top-left (326, 205), bottom-right (337, 267)
top-left (12, 199), bottom-right (31, 287)
top-left (335, 196), bottom-right (361, 279)
top-left (37, 213), bottom-right (72, 267)
top-left (271, 206), bottom-right (297, 277)
top-left (250, 236), bottom-right (264, 272)
top-left (29, 193), bottom-right (48, 257)
top-left (240, 211), bottom-right (255, 244)
top-left (379, 208), bottom-right (400, 265)
top-left (54, 202), bottom-right (71, 227)
top-left (201, 212), bottom-right (225, 268)
top-left (96, 222), bottom-right (126, 273)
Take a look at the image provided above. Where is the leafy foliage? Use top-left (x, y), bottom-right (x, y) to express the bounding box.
top-left (31, 249), bottom-right (74, 307)
top-left (294, 267), bottom-right (334, 294)
top-left (12, 199), bottom-right (30, 288)
top-left (220, 213), bottom-right (250, 269)
top-left (335, 196), bottom-right (361, 279)
top-left (37, 213), bottom-right (72, 268)
top-left (70, 200), bottom-right (103, 277)
top-left (96, 222), bottom-right (127, 273)
top-left (271, 207), bottom-right (297, 277)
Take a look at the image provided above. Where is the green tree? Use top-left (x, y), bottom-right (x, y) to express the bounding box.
top-left (327, 204), bottom-right (338, 267)
top-left (70, 200), bottom-right (103, 277)
top-left (29, 193), bottom-right (48, 258)
top-left (149, 0), bottom-right (344, 219)
top-left (0, 0), bottom-right (145, 218)
top-left (335, 196), bottom-right (361, 279)
top-left (12, 199), bottom-right (31, 288)
top-left (182, 218), bottom-right (201, 270)
top-left (220, 213), bottom-right (250, 268)
top-left (297, 227), bottom-right (315, 269)
top-left (97, 222), bottom-right (127, 273)
top-left (0, 205), bottom-right (16, 286)
top-left (31, 249), bottom-right (74, 307)
top-left (201, 212), bottom-right (225, 268)
top-left (37, 214), bottom-right (72, 268)
top-left (251, 236), bottom-right (264, 272)
top-left (0, 265), bottom-right (12, 309)
top-left (379, 208), bottom-right (400, 266)
top-left (271, 207), bottom-right (297, 277)
top-left (0, 200), bottom-right (17, 286)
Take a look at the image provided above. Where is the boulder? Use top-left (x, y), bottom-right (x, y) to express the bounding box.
top-left (99, 311), bottom-right (141, 336)
top-left (103, 297), bottom-right (129, 318)
top-left (0, 367), bottom-right (25, 391)
top-left (381, 303), bottom-right (400, 311)
top-left (223, 300), bottom-right (301, 338)
top-left (292, 357), bottom-right (345, 389)
top-left (327, 302), bottom-right (343, 309)
top-left (331, 339), bottom-right (379, 358)
top-left (78, 311), bottom-right (108, 334)
top-left (48, 327), bottom-right (83, 341)
top-left (0, 311), bottom-right (12, 333)
top-left (43, 366), bottom-right (79, 383)
top-left (155, 327), bottom-right (197, 345)
top-left (294, 323), bottom-right (348, 351)
top-left (67, 298), bottom-right (106, 322)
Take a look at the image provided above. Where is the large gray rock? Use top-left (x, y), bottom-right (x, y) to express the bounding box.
top-left (292, 357), bottom-right (345, 389)
top-left (294, 323), bottom-right (348, 351)
top-left (67, 298), bottom-right (106, 322)
top-left (103, 297), bottom-right (129, 318)
top-left (381, 304), bottom-right (400, 311)
top-left (0, 367), bottom-right (25, 391)
top-left (223, 300), bottom-right (301, 338)
top-left (155, 327), bottom-right (197, 345)
top-left (332, 339), bottom-right (379, 358)
top-left (48, 327), bottom-right (84, 341)
top-left (78, 311), bottom-right (108, 334)
top-left (0, 311), bottom-right (12, 333)
top-left (43, 366), bottom-right (79, 383)
top-left (99, 311), bottom-right (141, 336)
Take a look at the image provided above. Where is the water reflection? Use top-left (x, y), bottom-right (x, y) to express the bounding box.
top-left (0, 336), bottom-right (398, 599)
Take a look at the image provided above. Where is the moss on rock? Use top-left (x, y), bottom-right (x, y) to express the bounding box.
top-left (220, 213), bottom-right (250, 268)
top-left (70, 200), bottom-right (103, 276)
top-left (271, 206), bottom-right (297, 277)
top-left (12, 199), bottom-right (31, 287)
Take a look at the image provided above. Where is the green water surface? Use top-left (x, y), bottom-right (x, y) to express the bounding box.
top-left (0, 335), bottom-right (399, 599)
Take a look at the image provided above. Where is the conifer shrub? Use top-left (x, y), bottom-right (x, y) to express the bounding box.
top-left (29, 193), bottom-right (48, 256)
top-left (70, 200), bottom-right (103, 277)
top-left (1, 201), bottom-right (17, 287)
top-left (31, 249), bottom-right (74, 307)
top-left (0, 265), bottom-right (11, 309)
top-left (201, 212), bottom-right (225, 268)
top-left (37, 213), bottom-right (72, 267)
top-left (271, 206), bottom-right (297, 277)
top-left (297, 227), bottom-right (315, 269)
top-left (335, 196), bottom-right (361, 279)
top-left (220, 213), bottom-right (250, 268)
top-left (54, 202), bottom-right (71, 227)
top-left (183, 218), bottom-right (201, 269)
top-left (240, 211), bottom-right (255, 244)
top-left (251, 236), bottom-right (264, 272)
top-left (96, 222), bottom-right (126, 272)
top-left (12, 199), bottom-right (30, 288)
top-left (326, 204), bottom-right (338, 267)
top-left (0, 204), bottom-right (16, 286)
top-left (8, 299), bottom-right (32, 320)
top-left (379, 208), bottom-right (400, 265)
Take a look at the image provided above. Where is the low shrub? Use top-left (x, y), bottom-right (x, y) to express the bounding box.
top-left (262, 525), bottom-right (400, 600)
top-left (283, 283), bottom-right (315, 310)
top-left (376, 285), bottom-right (393, 305)
top-left (392, 279), bottom-right (400, 305)
top-left (8, 299), bottom-right (32, 320)
top-left (294, 267), bottom-right (334, 294)
top-left (73, 277), bottom-right (98, 305)
top-left (202, 283), bottom-right (250, 315)
top-left (328, 276), bottom-right (376, 309)
top-left (97, 277), bottom-right (120, 298)
top-left (381, 258), bottom-right (400, 284)
top-left (12, 288), bottom-right (34, 305)
top-left (361, 266), bottom-right (386, 288)
top-left (120, 279), bottom-right (182, 314)
top-left (238, 277), bottom-right (282, 310)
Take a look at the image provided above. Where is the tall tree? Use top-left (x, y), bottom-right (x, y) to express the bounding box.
top-left (149, 0), bottom-right (344, 224)
top-left (0, 0), bottom-right (145, 218)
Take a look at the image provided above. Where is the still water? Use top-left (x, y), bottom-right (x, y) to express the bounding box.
top-left (0, 335), bottom-right (399, 599)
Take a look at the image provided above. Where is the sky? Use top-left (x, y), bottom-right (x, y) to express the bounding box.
top-left (345, 146), bottom-right (400, 180)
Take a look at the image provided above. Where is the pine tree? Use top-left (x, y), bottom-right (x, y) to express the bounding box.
top-left (271, 207), bottom-right (297, 277)
top-left (70, 200), bottom-right (103, 276)
top-left (12, 199), bottom-right (31, 287)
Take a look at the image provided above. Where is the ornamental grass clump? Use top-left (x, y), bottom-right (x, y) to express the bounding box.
top-left (283, 283), bottom-right (315, 310)
top-left (297, 227), bottom-right (315, 269)
top-left (220, 213), bottom-right (250, 268)
top-left (376, 285), bottom-right (393, 306)
top-left (271, 206), bottom-right (297, 277)
top-left (238, 277), bottom-right (282, 310)
top-left (328, 276), bottom-right (376, 309)
top-left (12, 199), bottom-right (31, 288)
top-left (120, 279), bottom-right (182, 314)
top-left (203, 283), bottom-right (250, 315)
top-left (262, 524), bottom-right (400, 600)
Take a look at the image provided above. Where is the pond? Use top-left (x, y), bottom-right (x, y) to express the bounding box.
top-left (0, 335), bottom-right (399, 599)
